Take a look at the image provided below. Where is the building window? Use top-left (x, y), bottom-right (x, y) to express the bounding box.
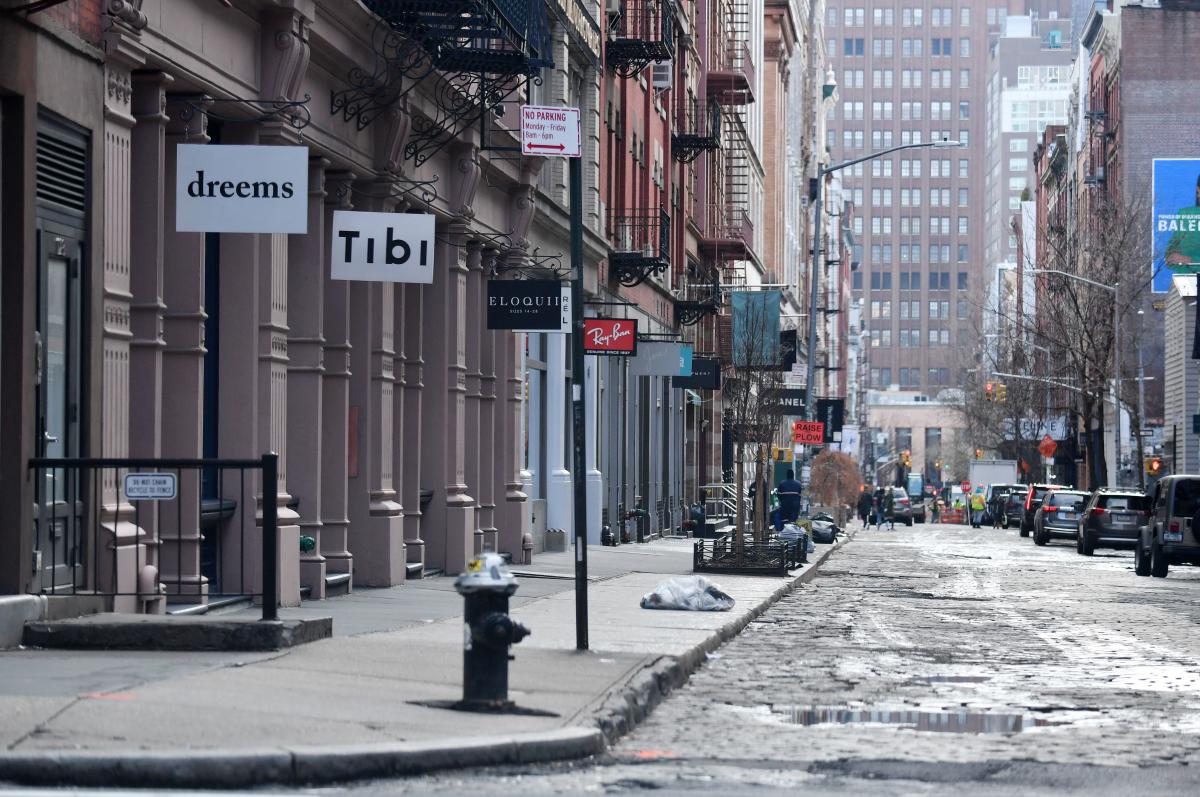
top-left (852, 271), bottom-right (863, 290)
top-left (959, 101), bottom-right (970, 120)
top-left (960, 7), bottom-right (969, 25)
top-left (1008, 157), bottom-right (1027, 172)
top-left (956, 271), bottom-right (968, 290)
top-left (957, 299), bottom-right (968, 319)
top-left (957, 216), bottom-right (968, 234)
top-left (959, 37), bottom-right (970, 56)
top-left (959, 159), bottom-right (969, 178)
top-left (958, 187), bottom-right (968, 206)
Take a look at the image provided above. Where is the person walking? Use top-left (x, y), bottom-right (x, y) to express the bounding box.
top-left (884, 489), bottom-right (896, 530)
top-left (969, 490), bottom-right (986, 528)
top-left (873, 487), bottom-right (887, 528)
top-left (857, 487), bottom-right (873, 528)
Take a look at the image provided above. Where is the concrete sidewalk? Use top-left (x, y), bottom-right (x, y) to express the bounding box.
top-left (0, 534), bottom-right (851, 788)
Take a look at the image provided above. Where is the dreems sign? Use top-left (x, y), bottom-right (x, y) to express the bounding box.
top-left (330, 210), bottom-right (436, 283)
top-left (176, 144), bottom-right (308, 233)
top-left (487, 280), bottom-right (567, 330)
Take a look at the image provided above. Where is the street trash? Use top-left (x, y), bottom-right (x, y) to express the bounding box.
top-left (640, 576), bottom-right (735, 612)
top-left (778, 523), bottom-right (815, 554)
top-left (810, 513), bottom-right (839, 545)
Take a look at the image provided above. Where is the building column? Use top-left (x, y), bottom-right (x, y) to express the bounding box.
top-left (464, 242), bottom-right (485, 555)
top-left (545, 332), bottom-right (572, 533)
top-left (100, 33), bottom-right (151, 610)
top-left (477, 250), bottom-right (500, 552)
top-left (421, 231), bottom-right (476, 572)
top-left (287, 157), bottom-right (329, 598)
top-left (321, 171), bottom-right (356, 581)
top-left (584, 355), bottom-right (603, 545)
top-left (400, 282), bottom-right (426, 570)
top-left (346, 187), bottom-right (405, 586)
top-left (160, 101), bottom-right (209, 603)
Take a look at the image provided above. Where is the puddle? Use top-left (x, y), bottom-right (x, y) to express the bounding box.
top-left (907, 675), bottom-right (992, 684)
top-left (779, 706), bottom-right (1047, 733)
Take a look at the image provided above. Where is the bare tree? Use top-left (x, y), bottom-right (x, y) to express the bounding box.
top-left (721, 292), bottom-right (787, 558)
top-left (811, 450), bottom-right (862, 508)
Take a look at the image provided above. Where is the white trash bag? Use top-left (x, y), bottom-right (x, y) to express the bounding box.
top-left (640, 576), bottom-right (735, 612)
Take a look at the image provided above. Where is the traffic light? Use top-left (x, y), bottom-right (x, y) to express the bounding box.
top-left (1147, 457), bottom-right (1163, 477)
top-left (901, 449), bottom-right (912, 468)
top-left (974, 448), bottom-right (984, 459)
top-left (984, 382), bottom-right (995, 401)
top-left (996, 383), bottom-right (1007, 402)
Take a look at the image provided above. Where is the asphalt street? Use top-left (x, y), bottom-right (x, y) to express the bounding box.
top-left (7, 521), bottom-right (1200, 795)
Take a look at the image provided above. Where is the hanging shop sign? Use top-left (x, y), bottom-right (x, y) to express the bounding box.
top-left (175, 144), bottom-right (308, 233)
top-left (730, 291), bottom-right (781, 367)
top-left (673, 356), bottom-right (721, 389)
top-left (629, 342), bottom-right (693, 376)
top-left (521, 105), bottom-right (582, 157)
top-left (767, 388), bottom-right (808, 416)
top-left (582, 318), bottom-right (637, 355)
top-left (487, 280), bottom-right (569, 331)
top-left (815, 398), bottom-right (845, 443)
top-left (330, 210), bottom-right (436, 283)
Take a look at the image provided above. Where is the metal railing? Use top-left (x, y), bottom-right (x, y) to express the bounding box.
top-left (694, 535), bottom-right (802, 577)
top-left (609, 208), bottom-right (671, 260)
top-left (27, 454), bottom-right (280, 621)
top-left (700, 482), bottom-right (747, 519)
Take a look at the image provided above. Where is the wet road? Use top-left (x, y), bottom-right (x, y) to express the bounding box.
top-left (376, 522), bottom-right (1200, 795)
top-left (8, 523), bottom-right (1200, 796)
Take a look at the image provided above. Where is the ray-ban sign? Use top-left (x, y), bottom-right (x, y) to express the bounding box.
top-left (583, 319), bottom-right (637, 355)
top-left (176, 144), bottom-right (308, 233)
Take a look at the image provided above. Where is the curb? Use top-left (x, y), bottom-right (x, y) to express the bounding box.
top-left (0, 533), bottom-right (853, 789)
top-left (591, 529), bottom-right (854, 742)
top-left (0, 728), bottom-right (606, 789)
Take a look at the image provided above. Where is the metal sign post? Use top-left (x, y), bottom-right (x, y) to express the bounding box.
top-left (569, 154), bottom-right (588, 651)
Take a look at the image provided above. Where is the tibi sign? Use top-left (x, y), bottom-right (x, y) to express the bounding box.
top-left (330, 210), bottom-right (436, 283)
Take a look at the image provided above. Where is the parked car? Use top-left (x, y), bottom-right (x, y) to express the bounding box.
top-left (1033, 489), bottom-right (1089, 545)
top-left (889, 486), bottom-right (914, 526)
top-left (1001, 487), bottom-right (1026, 529)
top-left (1134, 476), bottom-right (1200, 578)
top-left (1076, 488), bottom-right (1151, 556)
top-left (985, 484), bottom-right (1017, 526)
top-left (1020, 484), bottom-right (1065, 537)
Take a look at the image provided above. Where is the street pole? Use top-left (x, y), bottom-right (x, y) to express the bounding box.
top-left (804, 166), bottom-right (824, 425)
top-left (569, 156), bottom-right (588, 651)
top-left (1113, 282), bottom-right (1121, 487)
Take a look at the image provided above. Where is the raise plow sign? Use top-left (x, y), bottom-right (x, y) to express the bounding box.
top-left (521, 106), bottom-right (581, 157)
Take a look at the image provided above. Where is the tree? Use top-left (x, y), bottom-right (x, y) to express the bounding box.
top-left (810, 450), bottom-right (862, 507)
top-left (721, 292), bottom-right (788, 559)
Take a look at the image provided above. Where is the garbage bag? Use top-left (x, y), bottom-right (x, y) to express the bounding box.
top-left (811, 519), bottom-right (837, 545)
top-left (640, 576), bottom-right (735, 611)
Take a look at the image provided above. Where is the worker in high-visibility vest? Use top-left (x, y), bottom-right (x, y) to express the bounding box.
top-left (969, 491), bottom-right (986, 528)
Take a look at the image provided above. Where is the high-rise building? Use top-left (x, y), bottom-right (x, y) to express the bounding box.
top-left (827, 1), bottom-right (992, 396)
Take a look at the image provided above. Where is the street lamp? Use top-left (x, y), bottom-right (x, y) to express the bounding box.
top-left (1023, 268), bottom-right (1123, 486)
top-left (804, 137), bottom-right (963, 420)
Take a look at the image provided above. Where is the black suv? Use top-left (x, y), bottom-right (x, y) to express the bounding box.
top-left (1020, 484), bottom-right (1064, 537)
top-left (1076, 488), bottom-right (1151, 556)
top-left (1135, 476), bottom-right (1200, 578)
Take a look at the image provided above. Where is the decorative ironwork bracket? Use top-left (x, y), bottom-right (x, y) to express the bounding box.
top-left (675, 299), bottom-right (720, 326)
top-left (174, 94), bottom-right (313, 133)
top-left (610, 258), bottom-right (668, 287)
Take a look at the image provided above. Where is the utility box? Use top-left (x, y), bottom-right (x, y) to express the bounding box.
top-left (544, 527), bottom-right (567, 552)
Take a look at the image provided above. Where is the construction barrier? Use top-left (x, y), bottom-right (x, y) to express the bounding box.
top-left (940, 508), bottom-right (966, 524)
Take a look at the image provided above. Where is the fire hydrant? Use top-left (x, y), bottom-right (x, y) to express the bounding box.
top-left (454, 553), bottom-right (530, 710)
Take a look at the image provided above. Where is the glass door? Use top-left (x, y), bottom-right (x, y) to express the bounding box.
top-left (34, 229), bottom-right (82, 592)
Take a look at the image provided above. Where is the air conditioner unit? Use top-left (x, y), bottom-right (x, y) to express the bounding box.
top-left (606, 0), bottom-right (621, 16)
top-left (651, 60), bottom-right (673, 90)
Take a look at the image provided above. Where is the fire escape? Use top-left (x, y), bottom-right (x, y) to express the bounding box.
top-left (701, 0), bottom-right (754, 293)
top-left (329, 0), bottom-right (552, 166)
top-left (605, 0), bottom-right (675, 287)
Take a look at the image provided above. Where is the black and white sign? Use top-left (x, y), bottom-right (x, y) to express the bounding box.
top-left (124, 473), bottom-right (177, 501)
top-left (815, 398), bottom-right (845, 443)
top-left (487, 280), bottom-right (569, 331)
top-left (673, 356), bottom-right (721, 389)
top-left (767, 388), bottom-right (808, 416)
top-left (176, 144), bottom-right (308, 233)
top-left (330, 210), bottom-right (436, 283)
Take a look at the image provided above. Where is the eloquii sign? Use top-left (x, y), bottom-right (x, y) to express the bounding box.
top-left (176, 144), bottom-right (309, 233)
top-left (330, 210), bottom-right (436, 284)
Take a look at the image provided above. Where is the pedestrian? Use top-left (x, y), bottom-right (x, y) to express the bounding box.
top-left (931, 496), bottom-right (942, 524)
top-left (857, 487), bottom-right (873, 528)
top-left (970, 490), bottom-right (986, 528)
top-left (884, 489), bottom-right (896, 530)
top-left (777, 469), bottom-right (803, 524)
top-left (873, 487), bottom-right (887, 528)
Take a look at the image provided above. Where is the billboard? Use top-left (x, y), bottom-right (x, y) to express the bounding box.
top-left (1152, 158), bottom-right (1200, 293)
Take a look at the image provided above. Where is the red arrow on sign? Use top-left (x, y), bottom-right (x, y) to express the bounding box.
top-left (527, 143), bottom-right (566, 151)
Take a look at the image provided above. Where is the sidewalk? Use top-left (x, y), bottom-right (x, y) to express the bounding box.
top-left (0, 534), bottom-right (851, 789)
